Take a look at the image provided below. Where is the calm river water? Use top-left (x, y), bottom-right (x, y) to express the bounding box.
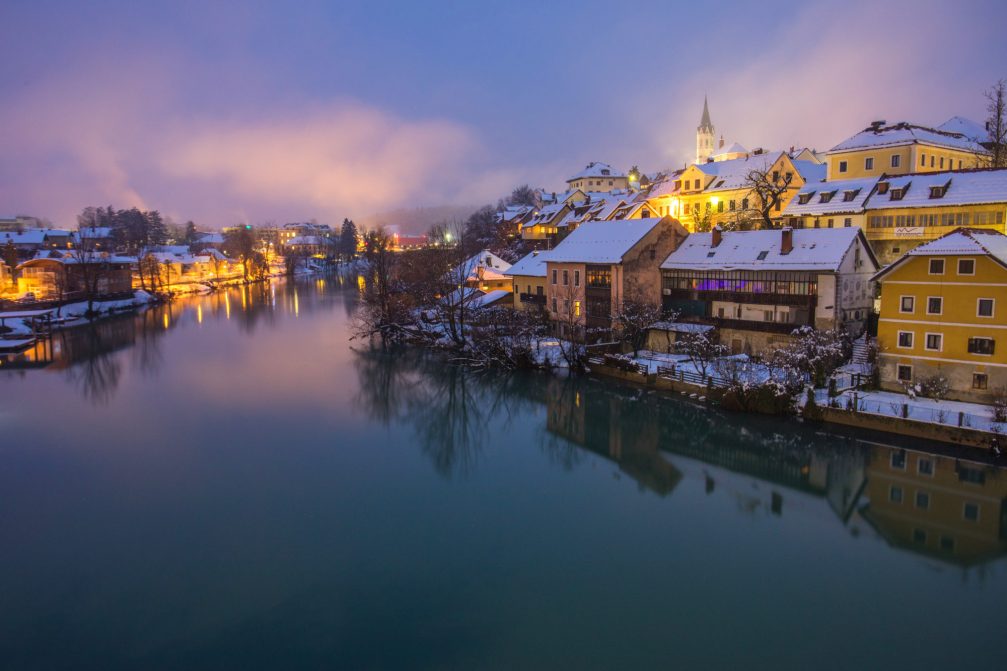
top-left (1, 275), bottom-right (1005, 669)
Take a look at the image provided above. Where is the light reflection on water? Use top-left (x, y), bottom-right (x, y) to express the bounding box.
top-left (0, 273), bottom-right (1005, 669)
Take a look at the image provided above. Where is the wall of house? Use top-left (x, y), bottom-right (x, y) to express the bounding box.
top-left (512, 275), bottom-right (547, 312)
top-left (827, 144), bottom-right (983, 180)
top-left (718, 327), bottom-right (796, 356)
top-left (567, 176), bottom-right (629, 192)
top-left (864, 203), bottom-right (1007, 265)
top-left (823, 236), bottom-right (876, 335)
top-left (877, 253), bottom-right (1007, 402)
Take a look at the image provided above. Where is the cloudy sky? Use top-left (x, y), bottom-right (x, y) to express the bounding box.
top-left (2, 0), bottom-right (1005, 229)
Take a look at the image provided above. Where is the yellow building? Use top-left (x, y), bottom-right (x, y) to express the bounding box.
top-left (863, 169), bottom-right (1007, 264)
top-left (566, 162), bottom-right (630, 193)
top-left (645, 151), bottom-right (825, 232)
top-left (860, 444), bottom-right (1007, 566)
top-left (506, 250), bottom-right (549, 312)
top-left (520, 202), bottom-right (570, 243)
top-left (873, 228), bottom-right (1007, 402)
top-left (825, 120), bottom-right (988, 181)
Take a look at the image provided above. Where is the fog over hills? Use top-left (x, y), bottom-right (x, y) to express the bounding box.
top-left (355, 204), bottom-right (481, 235)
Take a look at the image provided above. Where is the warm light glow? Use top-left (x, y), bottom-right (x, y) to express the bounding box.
top-left (197, 305), bottom-right (203, 324)
top-left (163, 313), bottom-right (169, 330)
top-left (293, 291), bottom-right (299, 316)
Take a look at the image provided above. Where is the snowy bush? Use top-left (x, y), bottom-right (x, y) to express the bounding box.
top-left (917, 374), bottom-right (950, 400)
top-left (992, 388), bottom-right (1007, 423)
top-left (775, 326), bottom-right (850, 387)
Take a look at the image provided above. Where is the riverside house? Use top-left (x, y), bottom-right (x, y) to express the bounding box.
top-left (545, 216), bottom-right (688, 340)
top-left (506, 250), bottom-right (550, 311)
top-left (659, 227), bottom-right (878, 354)
top-left (872, 228), bottom-right (1007, 402)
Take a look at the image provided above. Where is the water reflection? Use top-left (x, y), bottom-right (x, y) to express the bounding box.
top-left (353, 347), bottom-right (1007, 570)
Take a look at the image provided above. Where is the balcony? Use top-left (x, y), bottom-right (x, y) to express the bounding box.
top-left (519, 292), bottom-right (546, 305)
top-left (663, 288), bottom-right (816, 308)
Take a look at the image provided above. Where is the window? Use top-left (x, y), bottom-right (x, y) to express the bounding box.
top-left (918, 458), bottom-right (933, 476)
top-left (891, 154), bottom-right (901, 168)
top-left (551, 297), bottom-right (557, 312)
top-left (574, 270), bottom-right (580, 287)
top-left (843, 189), bottom-right (860, 202)
top-left (890, 188), bottom-right (904, 201)
top-left (827, 218), bottom-right (834, 228)
top-left (798, 193), bottom-right (813, 204)
top-left (939, 157), bottom-right (944, 169)
top-left (897, 331), bottom-right (914, 348)
top-left (764, 310), bottom-right (774, 322)
top-left (940, 536), bottom-right (955, 552)
top-left (757, 250), bottom-right (769, 260)
top-left (574, 300), bottom-right (581, 317)
top-left (963, 502), bottom-right (979, 522)
top-left (819, 191), bottom-right (835, 203)
top-left (929, 185), bottom-right (946, 199)
top-left (915, 491), bottom-right (930, 510)
top-left (927, 297), bottom-right (942, 314)
top-left (957, 258), bottom-right (975, 275)
top-left (968, 337), bottom-right (995, 355)
top-left (978, 298), bottom-right (994, 317)
top-left (562, 269), bottom-right (569, 286)
top-left (973, 373), bottom-right (989, 390)
top-left (694, 179), bottom-right (700, 189)
top-left (865, 157), bottom-right (874, 170)
top-left (889, 486), bottom-right (903, 503)
top-left (930, 155), bottom-right (935, 168)
top-left (838, 160), bottom-right (848, 173)
top-left (741, 198), bottom-right (749, 210)
top-left (729, 200), bottom-right (736, 210)
top-left (551, 269), bottom-right (557, 285)
top-left (772, 171), bottom-right (780, 182)
top-left (718, 201), bottom-right (724, 213)
top-left (920, 153), bottom-right (926, 166)
top-left (844, 217), bottom-right (852, 227)
top-left (899, 296), bottom-right (914, 313)
top-left (925, 333), bottom-right (942, 351)
top-left (897, 364), bottom-right (912, 382)
top-left (929, 258), bottom-right (944, 274)
top-left (891, 449), bottom-right (906, 469)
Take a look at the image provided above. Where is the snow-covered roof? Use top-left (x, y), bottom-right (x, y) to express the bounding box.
top-left (829, 122), bottom-right (986, 154)
top-left (287, 235), bottom-right (333, 246)
top-left (695, 152), bottom-right (781, 192)
top-left (196, 232), bottom-right (225, 244)
top-left (0, 229), bottom-right (70, 245)
top-left (783, 176), bottom-right (879, 216)
top-left (661, 227), bottom-right (866, 272)
top-left (791, 159), bottom-right (827, 183)
top-left (649, 321), bottom-right (715, 334)
top-left (506, 250), bottom-right (551, 278)
top-left (468, 289), bottom-right (512, 309)
top-left (937, 116), bottom-right (990, 144)
top-left (459, 250), bottom-right (512, 281)
top-left (904, 229), bottom-right (1007, 264)
top-left (713, 142), bottom-right (747, 157)
top-left (547, 218), bottom-right (666, 264)
top-left (76, 226), bottom-right (113, 238)
top-left (865, 169), bottom-right (1007, 210)
top-left (873, 229), bottom-right (1007, 280)
top-left (567, 162), bottom-right (625, 181)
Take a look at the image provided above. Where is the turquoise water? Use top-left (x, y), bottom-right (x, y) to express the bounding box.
top-left (1, 276), bottom-right (1005, 669)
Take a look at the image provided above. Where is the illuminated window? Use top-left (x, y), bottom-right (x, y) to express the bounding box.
top-left (574, 301), bottom-right (581, 317)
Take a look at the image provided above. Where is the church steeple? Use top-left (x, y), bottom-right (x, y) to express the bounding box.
top-left (696, 96), bottom-right (716, 163)
top-left (699, 95), bottom-right (714, 133)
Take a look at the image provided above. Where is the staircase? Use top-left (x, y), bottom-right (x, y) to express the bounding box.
top-left (851, 335), bottom-right (873, 364)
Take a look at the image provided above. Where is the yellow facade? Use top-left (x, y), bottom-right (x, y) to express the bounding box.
top-left (875, 238), bottom-right (1007, 401)
top-left (511, 274), bottom-right (547, 312)
top-left (827, 143), bottom-right (984, 181)
top-left (865, 203), bottom-right (1007, 265)
top-left (647, 153), bottom-right (809, 232)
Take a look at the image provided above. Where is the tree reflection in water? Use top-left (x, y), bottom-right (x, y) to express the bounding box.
top-left (60, 324), bottom-right (125, 406)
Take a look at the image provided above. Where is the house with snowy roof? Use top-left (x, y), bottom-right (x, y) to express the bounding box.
top-left (782, 176), bottom-right (880, 231)
top-left (825, 119), bottom-right (989, 181)
top-left (456, 250), bottom-right (512, 293)
top-left (872, 228), bottom-right (1007, 402)
top-left (519, 202), bottom-right (571, 245)
top-left (566, 162), bottom-right (630, 194)
top-left (545, 216), bottom-right (688, 339)
top-left (645, 150), bottom-right (824, 232)
top-left (862, 168), bottom-right (1007, 264)
top-left (507, 249), bottom-right (550, 312)
top-left (659, 226), bottom-right (878, 354)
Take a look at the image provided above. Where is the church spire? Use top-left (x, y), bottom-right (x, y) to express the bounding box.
top-left (699, 95), bottom-right (713, 132)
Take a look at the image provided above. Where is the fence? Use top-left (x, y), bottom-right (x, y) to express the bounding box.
top-left (828, 392), bottom-right (1004, 434)
top-left (656, 365), bottom-right (730, 389)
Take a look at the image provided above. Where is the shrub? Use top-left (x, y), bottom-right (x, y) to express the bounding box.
top-left (992, 388), bottom-right (1007, 424)
top-left (917, 374), bottom-right (950, 400)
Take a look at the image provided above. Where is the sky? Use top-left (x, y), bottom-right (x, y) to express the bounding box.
top-left (1, 0), bottom-right (1006, 230)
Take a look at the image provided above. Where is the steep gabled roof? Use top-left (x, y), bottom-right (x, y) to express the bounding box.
top-left (506, 250), bottom-right (551, 278)
top-left (567, 162), bottom-right (625, 181)
top-left (873, 228), bottom-right (1007, 281)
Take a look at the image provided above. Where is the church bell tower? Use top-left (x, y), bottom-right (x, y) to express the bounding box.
top-left (696, 96), bottom-right (715, 164)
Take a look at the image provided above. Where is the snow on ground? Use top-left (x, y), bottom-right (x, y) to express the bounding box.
top-left (833, 389), bottom-right (1005, 434)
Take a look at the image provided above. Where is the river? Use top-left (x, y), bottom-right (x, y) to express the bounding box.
top-left (1, 274), bottom-right (1005, 669)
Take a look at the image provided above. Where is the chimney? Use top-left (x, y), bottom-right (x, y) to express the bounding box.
top-left (781, 227), bottom-right (793, 255)
top-left (712, 225), bottom-right (723, 248)
top-left (719, 135), bottom-right (725, 148)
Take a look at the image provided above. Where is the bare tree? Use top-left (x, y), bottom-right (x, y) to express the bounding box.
top-left (613, 282), bottom-right (665, 357)
top-left (677, 329), bottom-right (727, 378)
top-left (66, 246), bottom-right (111, 316)
top-left (986, 79), bottom-right (1007, 169)
top-left (744, 167), bottom-right (793, 229)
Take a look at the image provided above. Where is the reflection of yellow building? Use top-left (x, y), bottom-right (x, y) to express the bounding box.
top-left (861, 445), bottom-right (1007, 566)
top-left (645, 151), bottom-right (824, 232)
top-left (873, 228), bottom-right (1007, 401)
top-left (825, 120), bottom-right (987, 181)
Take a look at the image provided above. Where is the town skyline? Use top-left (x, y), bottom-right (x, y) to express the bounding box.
top-left (2, 0), bottom-right (1006, 228)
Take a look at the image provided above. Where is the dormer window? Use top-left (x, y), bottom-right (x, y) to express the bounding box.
top-left (819, 191), bottom-right (835, 203)
top-left (798, 192), bottom-right (814, 205)
top-left (929, 184), bottom-right (947, 199)
top-left (757, 251), bottom-right (769, 260)
top-left (890, 188), bottom-right (905, 201)
top-left (601, 169), bottom-right (610, 176)
top-left (877, 181), bottom-right (890, 195)
top-left (843, 189), bottom-right (860, 202)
